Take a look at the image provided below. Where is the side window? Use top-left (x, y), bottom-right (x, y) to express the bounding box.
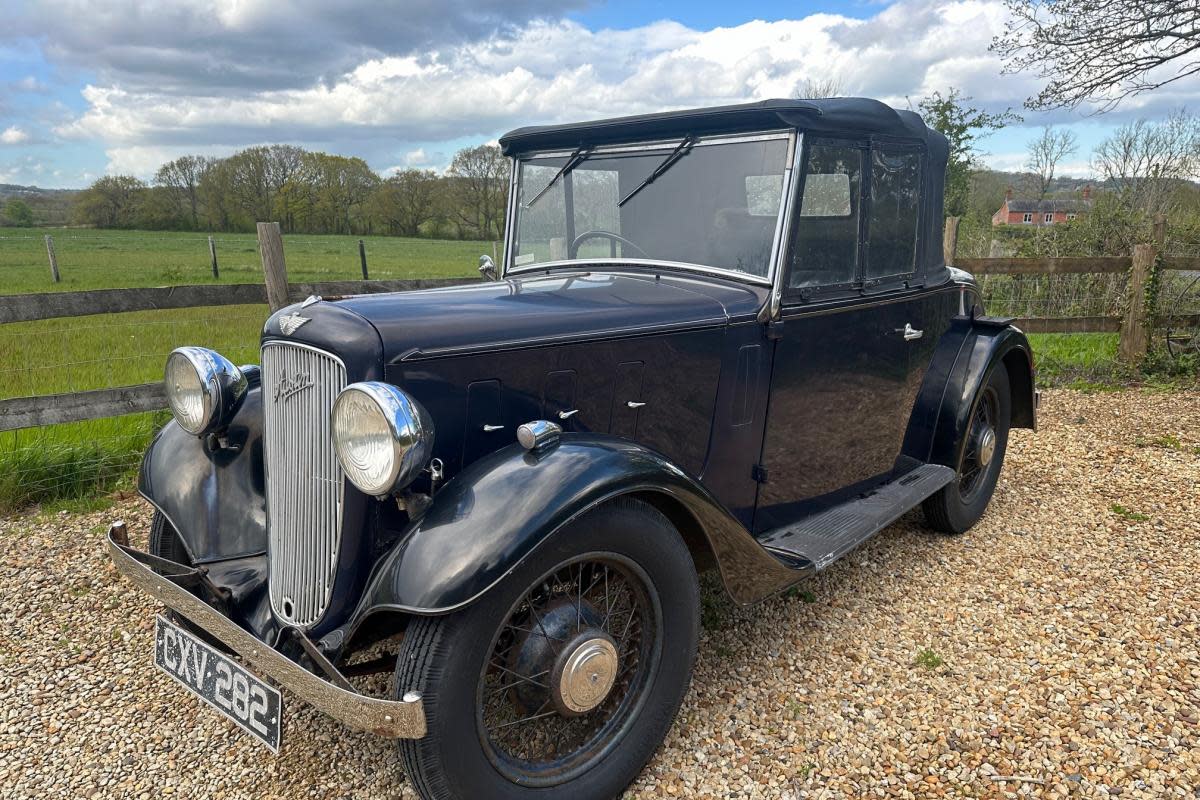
top-left (787, 142), bottom-right (863, 291)
top-left (865, 147), bottom-right (921, 280)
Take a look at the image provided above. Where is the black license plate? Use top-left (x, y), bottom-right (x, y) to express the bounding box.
top-left (154, 615), bottom-right (282, 752)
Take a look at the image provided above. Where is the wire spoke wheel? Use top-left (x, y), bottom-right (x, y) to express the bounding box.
top-left (476, 554), bottom-right (660, 784)
top-left (959, 386), bottom-right (999, 501)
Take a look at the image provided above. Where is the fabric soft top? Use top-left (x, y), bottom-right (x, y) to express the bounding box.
top-left (499, 98), bottom-right (951, 282)
top-left (499, 98), bottom-right (944, 157)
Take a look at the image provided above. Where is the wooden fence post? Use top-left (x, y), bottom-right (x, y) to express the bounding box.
top-left (942, 216), bottom-right (959, 267)
top-left (45, 235), bottom-right (60, 283)
top-left (257, 222), bottom-right (290, 311)
top-left (208, 235), bottom-right (219, 279)
top-left (1152, 214), bottom-right (1167, 250)
top-left (358, 239), bottom-right (369, 280)
top-left (1119, 243), bottom-right (1155, 363)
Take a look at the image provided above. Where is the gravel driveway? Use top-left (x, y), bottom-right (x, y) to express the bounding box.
top-left (2, 389), bottom-right (1198, 799)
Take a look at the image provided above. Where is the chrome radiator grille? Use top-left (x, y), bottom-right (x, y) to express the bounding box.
top-left (261, 341), bottom-right (347, 628)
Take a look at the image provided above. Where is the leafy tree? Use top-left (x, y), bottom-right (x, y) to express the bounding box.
top-left (72, 175), bottom-right (147, 228)
top-left (1025, 126), bottom-right (1078, 200)
top-left (3, 199), bottom-right (34, 226)
top-left (197, 158), bottom-right (241, 232)
top-left (917, 89), bottom-right (1020, 217)
top-left (301, 152), bottom-right (380, 234)
top-left (448, 144), bottom-right (509, 239)
top-left (154, 155), bottom-right (212, 229)
top-left (371, 169), bottom-right (440, 236)
top-left (993, 0), bottom-right (1200, 110)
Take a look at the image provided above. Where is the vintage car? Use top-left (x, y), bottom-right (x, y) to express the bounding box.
top-left (108, 98), bottom-right (1036, 799)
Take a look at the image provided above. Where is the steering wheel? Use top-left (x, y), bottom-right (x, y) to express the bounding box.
top-left (569, 230), bottom-right (649, 259)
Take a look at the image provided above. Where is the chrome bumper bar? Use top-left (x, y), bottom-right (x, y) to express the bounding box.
top-left (106, 522), bottom-right (427, 739)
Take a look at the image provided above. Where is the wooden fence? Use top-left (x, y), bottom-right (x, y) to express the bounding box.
top-left (2, 220), bottom-right (1199, 433)
top-left (0, 223), bottom-right (472, 432)
top-left (942, 216), bottom-right (1200, 361)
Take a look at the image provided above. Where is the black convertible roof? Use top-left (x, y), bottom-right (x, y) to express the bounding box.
top-left (499, 98), bottom-right (946, 157)
top-left (500, 98), bottom-right (952, 283)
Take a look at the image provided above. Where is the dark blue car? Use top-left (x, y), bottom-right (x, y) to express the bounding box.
top-left (109, 98), bottom-right (1036, 799)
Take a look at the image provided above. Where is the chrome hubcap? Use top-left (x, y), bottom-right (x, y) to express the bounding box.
top-left (552, 632), bottom-right (619, 716)
top-left (977, 426), bottom-right (996, 467)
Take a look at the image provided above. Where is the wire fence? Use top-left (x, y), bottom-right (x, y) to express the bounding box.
top-left (0, 228), bottom-right (495, 294)
top-left (1, 227), bottom-right (1197, 512)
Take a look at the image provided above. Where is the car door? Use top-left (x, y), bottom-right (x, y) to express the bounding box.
top-left (754, 138), bottom-right (920, 532)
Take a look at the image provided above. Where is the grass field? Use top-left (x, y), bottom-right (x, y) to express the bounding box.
top-left (0, 227), bottom-right (487, 294)
top-left (0, 227), bottom-right (488, 511)
top-left (0, 226), bottom-right (1191, 511)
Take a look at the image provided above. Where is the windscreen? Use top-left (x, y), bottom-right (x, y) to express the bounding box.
top-left (510, 135), bottom-right (791, 279)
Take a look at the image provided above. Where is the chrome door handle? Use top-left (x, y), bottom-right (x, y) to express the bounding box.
top-left (626, 401), bottom-right (646, 409)
top-left (482, 424), bottom-right (505, 432)
top-left (895, 323), bottom-right (923, 341)
top-left (558, 409), bottom-right (579, 420)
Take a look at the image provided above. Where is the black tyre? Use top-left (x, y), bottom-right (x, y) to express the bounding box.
top-left (923, 366), bottom-right (1012, 534)
top-left (149, 511), bottom-right (191, 566)
top-left (393, 497), bottom-right (700, 800)
top-left (148, 511), bottom-right (225, 648)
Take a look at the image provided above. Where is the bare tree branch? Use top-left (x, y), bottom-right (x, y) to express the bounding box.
top-left (992, 0), bottom-right (1200, 110)
top-left (1025, 125), bottom-right (1078, 199)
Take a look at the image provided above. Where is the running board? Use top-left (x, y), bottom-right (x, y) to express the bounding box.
top-left (757, 464), bottom-right (955, 571)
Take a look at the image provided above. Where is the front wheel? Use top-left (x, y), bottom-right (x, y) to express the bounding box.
top-left (923, 365), bottom-right (1012, 534)
top-left (393, 498), bottom-right (700, 800)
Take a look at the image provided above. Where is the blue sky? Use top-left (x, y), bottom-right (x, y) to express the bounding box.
top-left (0, 0), bottom-right (1191, 189)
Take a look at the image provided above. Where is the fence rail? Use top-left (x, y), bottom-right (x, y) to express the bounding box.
top-left (2, 219), bottom-right (1198, 435)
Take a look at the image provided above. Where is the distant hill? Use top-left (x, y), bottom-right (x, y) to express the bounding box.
top-left (0, 184), bottom-right (78, 226)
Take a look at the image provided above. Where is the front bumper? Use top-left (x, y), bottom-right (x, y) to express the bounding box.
top-left (106, 522), bottom-right (426, 739)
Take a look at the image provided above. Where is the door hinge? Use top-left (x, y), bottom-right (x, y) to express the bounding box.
top-left (752, 464), bottom-right (769, 484)
top-left (766, 318), bottom-right (784, 341)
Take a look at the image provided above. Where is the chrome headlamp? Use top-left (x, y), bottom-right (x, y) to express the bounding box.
top-left (330, 382), bottom-right (435, 497)
top-left (164, 347), bottom-right (248, 435)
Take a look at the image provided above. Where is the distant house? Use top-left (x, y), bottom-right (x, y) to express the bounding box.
top-left (992, 185), bottom-right (1092, 227)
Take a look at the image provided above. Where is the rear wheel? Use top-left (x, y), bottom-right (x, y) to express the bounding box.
top-left (923, 366), bottom-right (1012, 534)
top-left (393, 498), bottom-right (700, 800)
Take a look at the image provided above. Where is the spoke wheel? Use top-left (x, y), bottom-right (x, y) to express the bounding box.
top-left (392, 498), bottom-right (700, 800)
top-left (922, 366), bottom-right (1011, 535)
top-left (477, 555), bottom-right (660, 785)
top-left (958, 385), bottom-right (999, 501)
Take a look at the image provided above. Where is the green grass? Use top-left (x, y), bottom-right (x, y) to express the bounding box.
top-left (1110, 503), bottom-right (1150, 522)
top-left (0, 227), bottom-right (489, 512)
top-left (0, 227), bottom-right (486, 294)
top-left (1026, 332), bottom-right (1121, 384)
top-left (914, 648), bottom-right (945, 670)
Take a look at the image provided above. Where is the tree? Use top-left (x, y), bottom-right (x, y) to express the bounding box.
top-left (72, 175), bottom-right (147, 228)
top-left (371, 169), bottom-right (439, 236)
top-left (197, 158), bottom-right (240, 232)
top-left (447, 144), bottom-right (509, 239)
top-left (1025, 126), bottom-right (1078, 200)
top-left (993, 1), bottom-right (1200, 110)
top-left (225, 144), bottom-right (308, 229)
top-left (154, 155), bottom-right (211, 229)
top-left (917, 89), bottom-right (1020, 217)
top-left (1091, 109), bottom-right (1200, 217)
top-left (794, 76), bottom-right (844, 99)
top-left (3, 199), bottom-right (34, 226)
top-left (301, 152), bottom-right (380, 234)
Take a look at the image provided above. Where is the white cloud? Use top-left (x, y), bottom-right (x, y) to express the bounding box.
top-left (1, 126), bottom-right (30, 145)
top-left (47, 0), bottom-right (1198, 179)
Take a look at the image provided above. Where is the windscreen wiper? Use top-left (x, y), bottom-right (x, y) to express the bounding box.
top-left (525, 145), bottom-right (591, 208)
top-left (617, 134), bottom-right (696, 207)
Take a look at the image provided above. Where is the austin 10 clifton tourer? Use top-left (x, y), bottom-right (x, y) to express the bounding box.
top-left (108, 98), bottom-right (1036, 799)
